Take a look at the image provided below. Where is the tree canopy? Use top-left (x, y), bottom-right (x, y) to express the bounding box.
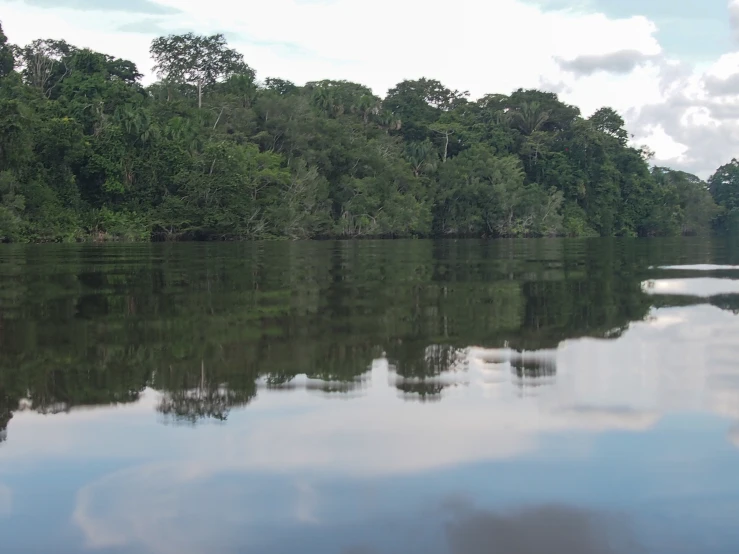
top-left (0, 21), bottom-right (732, 243)
top-left (150, 32), bottom-right (250, 109)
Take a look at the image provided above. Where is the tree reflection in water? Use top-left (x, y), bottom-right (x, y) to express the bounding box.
top-left (1, 237), bottom-right (737, 439)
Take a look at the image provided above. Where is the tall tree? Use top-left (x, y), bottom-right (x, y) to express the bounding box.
top-left (0, 22), bottom-right (14, 78)
top-left (651, 167), bottom-right (718, 235)
top-left (384, 78), bottom-right (468, 142)
top-left (507, 89), bottom-right (580, 133)
top-left (150, 33), bottom-right (251, 109)
top-left (709, 158), bottom-right (739, 211)
top-left (17, 38), bottom-right (73, 97)
top-left (708, 158), bottom-right (739, 233)
top-left (589, 107), bottom-right (629, 145)
top-left (510, 101), bottom-right (550, 136)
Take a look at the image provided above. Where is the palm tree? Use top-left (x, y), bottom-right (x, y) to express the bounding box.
top-left (405, 140), bottom-right (438, 177)
top-left (510, 101), bottom-right (550, 136)
top-left (311, 86), bottom-right (335, 116)
top-left (377, 109), bottom-right (402, 133)
top-left (114, 106), bottom-right (157, 146)
top-left (164, 116), bottom-right (202, 155)
top-left (355, 94), bottom-right (380, 124)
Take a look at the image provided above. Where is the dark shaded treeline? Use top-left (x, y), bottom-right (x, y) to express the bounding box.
top-left (1, 237), bottom-right (734, 440)
top-left (0, 24), bottom-right (737, 242)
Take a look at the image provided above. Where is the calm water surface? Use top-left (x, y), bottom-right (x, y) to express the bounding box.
top-left (2, 238), bottom-right (739, 553)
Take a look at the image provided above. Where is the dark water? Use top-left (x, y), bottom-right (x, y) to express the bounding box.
top-left (2, 238), bottom-right (739, 554)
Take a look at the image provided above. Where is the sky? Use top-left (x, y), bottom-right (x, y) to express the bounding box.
top-left (1, 0), bottom-right (739, 178)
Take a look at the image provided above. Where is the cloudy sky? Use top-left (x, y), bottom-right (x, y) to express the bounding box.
top-left (1, 0), bottom-right (739, 177)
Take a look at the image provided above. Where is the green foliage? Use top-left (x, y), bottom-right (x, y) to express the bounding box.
top-left (165, 141), bottom-right (290, 239)
top-left (0, 23), bottom-right (728, 242)
top-left (709, 159), bottom-right (739, 210)
top-left (652, 167), bottom-right (719, 236)
top-left (562, 202), bottom-right (598, 237)
top-left (434, 146), bottom-right (561, 237)
top-left (0, 22), bottom-right (14, 79)
top-left (87, 206), bottom-right (151, 241)
top-left (708, 159), bottom-right (739, 233)
top-left (150, 33), bottom-right (251, 109)
top-left (589, 107), bottom-right (628, 145)
top-left (0, 171), bottom-right (25, 241)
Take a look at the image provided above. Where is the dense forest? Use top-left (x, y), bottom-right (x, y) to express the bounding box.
top-left (0, 22), bottom-right (738, 242)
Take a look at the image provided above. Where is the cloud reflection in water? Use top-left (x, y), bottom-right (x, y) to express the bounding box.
top-left (5, 261), bottom-right (739, 553)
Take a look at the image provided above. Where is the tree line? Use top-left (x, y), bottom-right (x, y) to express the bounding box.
top-left (0, 22), bottom-right (737, 242)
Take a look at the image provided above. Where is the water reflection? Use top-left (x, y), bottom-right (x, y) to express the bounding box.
top-left (0, 238), bottom-right (659, 436)
top-left (643, 277), bottom-right (739, 297)
top-left (2, 238), bottom-right (739, 553)
top-left (3, 240), bottom-right (739, 437)
top-left (444, 503), bottom-right (642, 554)
top-left (730, 425), bottom-right (739, 447)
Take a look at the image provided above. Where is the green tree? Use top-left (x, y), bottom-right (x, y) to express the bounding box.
top-left (0, 171), bottom-right (25, 241)
top-left (434, 145), bottom-right (560, 237)
top-left (651, 167), bottom-right (718, 235)
top-left (150, 33), bottom-right (251, 109)
top-left (0, 22), bottom-right (14, 78)
top-left (589, 107), bottom-right (629, 145)
top-left (0, 20), bottom-right (726, 243)
top-left (384, 78), bottom-right (468, 143)
top-left (708, 159), bottom-right (739, 233)
top-left (16, 38), bottom-right (73, 97)
top-left (405, 140), bottom-right (438, 177)
top-left (709, 158), bottom-right (739, 211)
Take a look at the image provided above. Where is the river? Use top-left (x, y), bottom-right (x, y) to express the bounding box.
top-left (1, 238), bottom-right (739, 553)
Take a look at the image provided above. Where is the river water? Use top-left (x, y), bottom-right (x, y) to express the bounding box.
top-left (1, 238), bottom-right (739, 553)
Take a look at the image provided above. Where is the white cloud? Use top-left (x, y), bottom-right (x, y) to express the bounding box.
top-left (629, 47), bottom-right (739, 177)
top-left (556, 49), bottom-right (659, 77)
top-left (1, 0), bottom-right (739, 176)
top-left (730, 0), bottom-right (739, 40)
top-left (635, 124), bottom-right (689, 160)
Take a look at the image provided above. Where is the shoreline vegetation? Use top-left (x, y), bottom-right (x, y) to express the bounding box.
top-left (1, 23), bottom-right (738, 243)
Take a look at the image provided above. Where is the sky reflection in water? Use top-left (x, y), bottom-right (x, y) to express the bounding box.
top-left (1, 239), bottom-right (739, 553)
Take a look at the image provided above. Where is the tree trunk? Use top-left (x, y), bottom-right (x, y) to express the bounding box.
top-left (198, 80), bottom-right (203, 109)
top-left (213, 107), bottom-right (224, 130)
